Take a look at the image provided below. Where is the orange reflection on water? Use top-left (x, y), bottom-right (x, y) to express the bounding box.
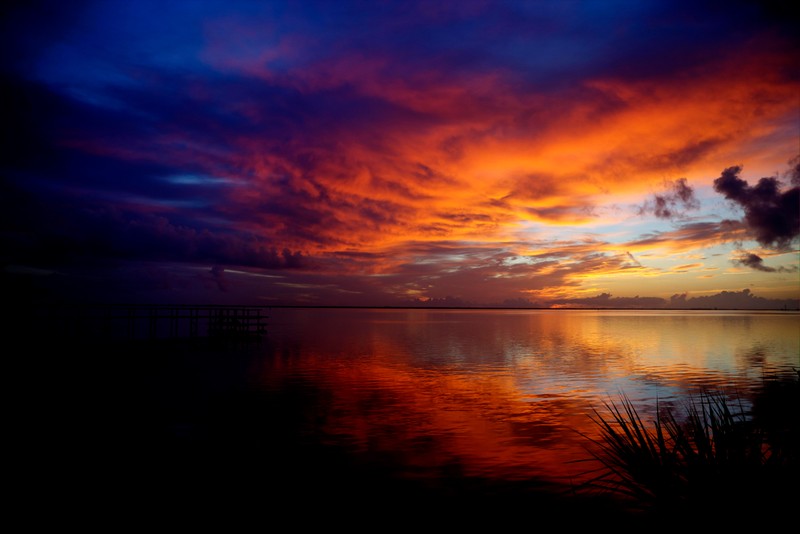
top-left (256, 309), bottom-right (799, 488)
top-left (260, 348), bottom-right (607, 485)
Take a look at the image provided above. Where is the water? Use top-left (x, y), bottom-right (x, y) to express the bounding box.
top-left (249, 308), bottom-right (798, 483)
top-left (99, 307), bottom-right (797, 524)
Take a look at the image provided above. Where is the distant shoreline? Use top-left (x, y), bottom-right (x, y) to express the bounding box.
top-left (16, 302), bottom-right (800, 312)
top-left (260, 304), bottom-right (800, 311)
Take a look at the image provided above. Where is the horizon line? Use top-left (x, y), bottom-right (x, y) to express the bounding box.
top-left (26, 302), bottom-right (800, 312)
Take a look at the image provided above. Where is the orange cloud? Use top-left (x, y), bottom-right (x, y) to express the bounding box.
top-left (210, 44), bottom-right (794, 269)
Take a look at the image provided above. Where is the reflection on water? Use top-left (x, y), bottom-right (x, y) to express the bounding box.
top-left (251, 308), bottom-right (798, 485)
top-left (107, 308), bottom-right (798, 522)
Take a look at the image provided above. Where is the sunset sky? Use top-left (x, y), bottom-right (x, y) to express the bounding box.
top-left (2, 0), bottom-right (798, 308)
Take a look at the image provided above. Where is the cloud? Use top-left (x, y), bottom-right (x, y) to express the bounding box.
top-left (713, 164), bottom-right (800, 249)
top-left (734, 252), bottom-right (775, 272)
top-left (732, 251), bottom-right (798, 273)
top-left (790, 155), bottom-right (800, 187)
top-left (639, 177), bottom-right (700, 219)
top-left (669, 289), bottom-right (798, 310)
top-left (545, 289), bottom-right (799, 310)
top-left (624, 220), bottom-right (746, 252)
top-left (1, 1), bottom-right (798, 308)
top-left (0, 179), bottom-right (311, 272)
top-left (549, 293), bottom-right (667, 309)
top-left (671, 263), bottom-right (703, 272)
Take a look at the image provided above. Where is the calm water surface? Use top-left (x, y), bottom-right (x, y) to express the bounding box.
top-left (244, 308), bottom-right (799, 487)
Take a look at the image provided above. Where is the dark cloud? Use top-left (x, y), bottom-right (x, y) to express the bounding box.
top-left (0, 179), bottom-right (310, 273)
top-left (713, 165), bottom-right (800, 249)
top-left (733, 251), bottom-right (798, 273)
top-left (639, 178), bottom-right (700, 219)
top-left (735, 253), bottom-right (775, 272)
top-left (669, 289), bottom-right (798, 310)
top-left (549, 293), bottom-right (666, 309)
top-left (789, 155), bottom-right (800, 187)
top-left (545, 289), bottom-right (799, 311)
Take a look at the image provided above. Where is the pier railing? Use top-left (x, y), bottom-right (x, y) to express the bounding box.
top-left (41, 304), bottom-right (269, 341)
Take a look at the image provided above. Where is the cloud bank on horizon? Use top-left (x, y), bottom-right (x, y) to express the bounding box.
top-left (1, 0), bottom-right (798, 308)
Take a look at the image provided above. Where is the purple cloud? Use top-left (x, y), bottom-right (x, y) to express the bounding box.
top-left (640, 178), bottom-right (700, 219)
top-left (733, 252), bottom-right (797, 273)
top-left (735, 253), bottom-right (775, 272)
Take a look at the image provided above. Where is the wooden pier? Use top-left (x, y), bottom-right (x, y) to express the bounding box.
top-left (41, 304), bottom-right (269, 341)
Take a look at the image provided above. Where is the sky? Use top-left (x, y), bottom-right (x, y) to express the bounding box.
top-left (1, 0), bottom-right (799, 309)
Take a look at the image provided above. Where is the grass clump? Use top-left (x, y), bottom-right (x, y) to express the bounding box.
top-left (579, 372), bottom-right (799, 521)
